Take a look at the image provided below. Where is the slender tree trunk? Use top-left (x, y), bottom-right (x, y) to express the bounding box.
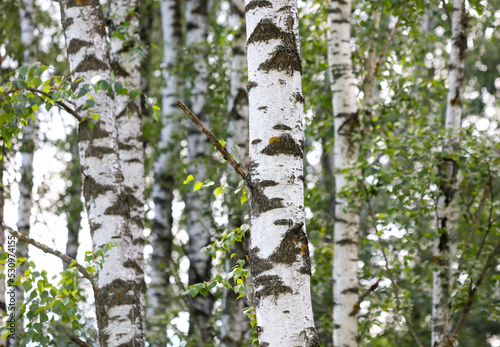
top-left (327, 1), bottom-right (360, 346)
top-left (16, 0), bottom-right (36, 343)
top-left (220, 0), bottom-right (250, 345)
top-left (245, 1), bottom-right (319, 345)
top-left (64, 130), bottom-right (82, 267)
top-left (185, 0), bottom-right (214, 343)
top-left (148, 0), bottom-right (182, 344)
top-left (59, 0), bottom-right (145, 345)
top-left (108, 0), bottom-right (146, 336)
top-left (432, 1), bottom-right (466, 346)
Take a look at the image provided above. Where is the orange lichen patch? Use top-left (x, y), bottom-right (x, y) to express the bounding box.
top-left (116, 291), bottom-right (121, 297)
top-left (352, 303), bottom-right (360, 313)
top-left (77, 0), bottom-right (87, 7)
top-left (433, 255), bottom-right (440, 264)
top-left (301, 244), bottom-right (308, 255)
top-left (269, 136), bottom-right (280, 144)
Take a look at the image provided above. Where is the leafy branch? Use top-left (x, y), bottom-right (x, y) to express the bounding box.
top-left (1, 224), bottom-right (97, 289)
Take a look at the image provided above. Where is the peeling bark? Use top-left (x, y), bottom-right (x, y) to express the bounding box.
top-left (59, 0), bottom-right (145, 345)
top-left (245, 1), bottom-right (319, 345)
top-left (148, 0), bottom-right (182, 344)
top-left (327, 1), bottom-right (360, 346)
top-left (432, 1), bottom-right (466, 346)
top-left (185, 0), bottom-right (214, 342)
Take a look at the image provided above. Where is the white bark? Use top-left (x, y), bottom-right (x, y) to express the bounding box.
top-left (60, 0), bottom-right (144, 345)
top-left (221, 2), bottom-right (250, 346)
top-left (432, 1), bottom-right (466, 346)
top-left (185, 0), bottom-right (214, 342)
top-left (108, 0), bottom-right (146, 340)
top-left (16, 0), bottom-right (36, 344)
top-left (148, 0), bottom-right (182, 343)
top-left (245, 1), bottom-right (319, 345)
top-left (327, 1), bottom-right (360, 346)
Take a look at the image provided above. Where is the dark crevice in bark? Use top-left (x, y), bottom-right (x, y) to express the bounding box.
top-left (261, 133), bottom-right (303, 158)
top-left (254, 275), bottom-right (293, 306)
top-left (245, 0), bottom-right (272, 12)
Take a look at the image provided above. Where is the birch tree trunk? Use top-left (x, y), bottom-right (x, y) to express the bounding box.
top-left (327, 1), bottom-right (360, 346)
top-left (148, 0), bottom-right (182, 343)
top-left (245, 1), bottom-right (319, 345)
top-left (60, 0), bottom-right (145, 345)
top-left (185, 0), bottom-right (214, 342)
top-left (64, 131), bottom-right (82, 267)
top-left (432, 1), bottom-right (466, 346)
top-left (220, 0), bottom-right (250, 345)
top-left (16, 0), bottom-right (36, 343)
top-left (108, 0), bottom-right (146, 335)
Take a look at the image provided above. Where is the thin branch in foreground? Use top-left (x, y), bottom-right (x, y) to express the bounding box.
top-left (70, 337), bottom-right (93, 347)
top-left (358, 278), bottom-right (380, 304)
top-left (26, 87), bottom-right (82, 122)
top-left (176, 100), bottom-right (247, 179)
top-left (1, 224), bottom-right (96, 289)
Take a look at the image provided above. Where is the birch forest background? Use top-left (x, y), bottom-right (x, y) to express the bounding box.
top-left (0, 0), bottom-right (499, 346)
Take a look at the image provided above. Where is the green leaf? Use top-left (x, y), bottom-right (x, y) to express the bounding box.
top-left (194, 181), bottom-right (203, 191)
top-left (215, 186), bottom-right (223, 196)
top-left (189, 287), bottom-right (198, 297)
top-left (23, 281), bottom-right (32, 292)
top-left (183, 175), bottom-right (194, 184)
top-left (219, 140), bottom-right (226, 146)
top-left (240, 192), bottom-right (248, 205)
top-left (19, 66), bottom-right (29, 77)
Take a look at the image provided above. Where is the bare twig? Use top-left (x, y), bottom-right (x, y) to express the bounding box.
top-left (70, 337), bottom-right (93, 347)
top-left (440, 0), bottom-right (453, 28)
top-left (1, 224), bottom-right (96, 288)
top-left (358, 278), bottom-right (380, 305)
top-left (375, 17), bottom-right (401, 72)
top-left (176, 100), bottom-right (247, 179)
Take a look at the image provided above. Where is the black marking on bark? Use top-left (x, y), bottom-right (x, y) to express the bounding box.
top-left (273, 124), bottom-right (292, 131)
top-left (247, 19), bottom-right (284, 44)
top-left (299, 327), bottom-right (321, 347)
top-left (334, 324), bottom-right (341, 329)
top-left (249, 247), bottom-right (273, 277)
top-left (67, 39), bottom-right (92, 55)
top-left (298, 175), bottom-right (304, 181)
top-left (283, 310), bottom-right (290, 314)
top-left (279, 79), bottom-right (286, 84)
top-left (261, 134), bottom-right (303, 158)
top-left (81, 175), bottom-right (114, 202)
top-left (278, 6), bottom-right (292, 12)
top-left (104, 196), bottom-right (130, 217)
top-left (259, 343), bottom-right (270, 347)
top-left (259, 44), bottom-right (302, 76)
top-left (335, 238), bottom-right (357, 245)
top-left (258, 106), bottom-right (267, 110)
top-left (74, 55), bottom-right (109, 73)
top-left (84, 146), bottom-right (116, 160)
top-left (293, 92), bottom-right (305, 103)
top-left (110, 61), bottom-right (130, 78)
top-left (247, 177), bottom-right (284, 217)
top-left (269, 223), bottom-right (311, 276)
top-left (254, 274), bottom-right (293, 305)
top-left (245, 0), bottom-right (272, 12)
top-left (230, 89), bottom-right (249, 120)
top-left (251, 139), bottom-right (262, 144)
top-left (336, 110), bottom-right (359, 136)
top-left (342, 287), bottom-right (359, 294)
top-left (247, 81), bottom-right (258, 90)
top-left (274, 219), bottom-right (292, 226)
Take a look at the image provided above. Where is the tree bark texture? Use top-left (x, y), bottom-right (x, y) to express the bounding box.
top-left (148, 0), bottom-right (182, 344)
top-left (185, 0), bottom-right (214, 342)
top-left (245, 1), bottom-right (319, 345)
top-left (108, 0), bottom-right (147, 337)
top-left (16, 0), bottom-right (36, 344)
top-left (59, 0), bottom-right (145, 345)
top-left (327, 1), bottom-right (360, 346)
top-left (220, 1), bottom-right (250, 345)
top-left (432, 1), bottom-right (466, 346)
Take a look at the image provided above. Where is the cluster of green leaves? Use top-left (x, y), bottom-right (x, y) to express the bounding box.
top-left (0, 243), bottom-right (114, 345)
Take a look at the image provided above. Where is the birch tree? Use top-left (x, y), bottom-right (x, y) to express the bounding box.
top-left (59, 0), bottom-right (145, 345)
top-left (220, 0), bottom-right (250, 345)
top-left (185, 0), bottom-right (214, 341)
top-left (149, 0), bottom-right (182, 342)
top-left (432, 0), bottom-right (467, 345)
top-left (16, 0), bottom-right (36, 342)
top-left (245, 0), bottom-right (319, 345)
top-left (327, 1), bottom-right (360, 345)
